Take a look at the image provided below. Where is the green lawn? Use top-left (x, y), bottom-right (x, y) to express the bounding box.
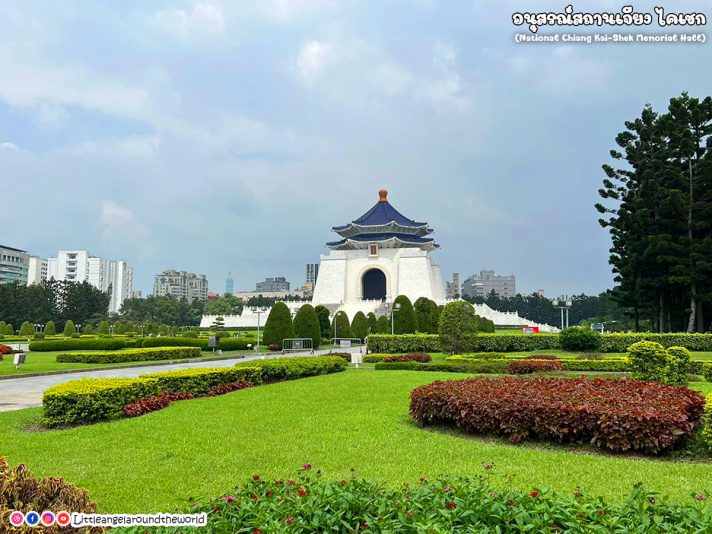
top-left (0, 350), bottom-right (252, 377)
top-left (1, 370), bottom-right (710, 514)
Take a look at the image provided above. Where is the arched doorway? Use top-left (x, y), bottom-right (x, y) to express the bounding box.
top-left (362, 268), bottom-right (386, 301)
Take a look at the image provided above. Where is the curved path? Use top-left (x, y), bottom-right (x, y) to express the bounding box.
top-left (0, 347), bottom-right (363, 413)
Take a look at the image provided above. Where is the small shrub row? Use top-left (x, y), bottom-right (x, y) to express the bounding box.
top-left (368, 333), bottom-right (712, 354)
top-left (383, 352), bottom-right (432, 363)
top-left (704, 363), bottom-right (712, 382)
top-left (702, 393), bottom-right (712, 453)
top-left (410, 376), bottom-right (705, 453)
top-left (56, 346), bottom-right (201, 364)
top-left (507, 360), bottom-right (563, 374)
top-left (29, 338), bottom-right (127, 352)
top-left (363, 353), bottom-right (388, 363)
top-left (30, 336), bottom-right (256, 352)
top-left (374, 360), bottom-right (509, 374)
top-left (325, 351), bottom-right (352, 361)
top-left (235, 356), bottom-right (348, 382)
top-left (523, 354), bottom-right (560, 361)
top-left (141, 367), bottom-right (262, 395)
top-left (447, 355), bottom-right (633, 373)
top-left (124, 391), bottom-right (195, 418)
top-left (125, 468), bottom-right (712, 533)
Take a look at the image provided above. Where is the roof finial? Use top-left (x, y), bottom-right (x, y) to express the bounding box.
top-left (378, 189), bottom-right (388, 202)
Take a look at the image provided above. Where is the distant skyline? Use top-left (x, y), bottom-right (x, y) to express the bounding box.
top-left (1, 1), bottom-right (710, 298)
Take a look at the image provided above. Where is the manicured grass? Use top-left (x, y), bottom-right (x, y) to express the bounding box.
top-left (1, 370), bottom-right (710, 514)
top-left (0, 350), bottom-right (252, 377)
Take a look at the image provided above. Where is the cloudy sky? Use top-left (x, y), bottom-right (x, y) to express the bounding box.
top-left (1, 1), bottom-right (710, 297)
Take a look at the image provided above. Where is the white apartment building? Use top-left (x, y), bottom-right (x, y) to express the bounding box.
top-left (27, 256), bottom-right (48, 285)
top-left (46, 250), bottom-right (133, 314)
top-left (153, 269), bottom-right (208, 302)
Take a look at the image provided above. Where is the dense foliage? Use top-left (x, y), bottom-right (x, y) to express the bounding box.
top-left (331, 311), bottom-right (352, 339)
top-left (596, 93), bottom-right (712, 333)
top-left (262, 302), bottom-right (294, 349)
top-left (413, 297), bottom-right (439, 334)
top-left (56, 346), bottom-right (201, 364)
top-left (235, 356), bottom-right (348, 382)
top-left (410, 377), bottom-right (704, 454)
top-left (627, 341), bottom-right (692, 385)
top-left (438, 301), bottom-right (481, 354)
top-left (560, 327), bottom-right (602, 352)
top-left (389, 295), bottom-right (415, 335)
top-left (119, 468), bottom-right (712, 533)
top-left (350, 311), bottom-right (370, 341)
top-left (119, 295), bottom-right (205, 326)
top-left (0, 457), bottom-right (100, 533)
top-left (29, 338), bottom-right (127, 351)
top-left (292, 304), bottom-right (321, 349)
top-left (313, 305), bottom-right (332, 339)
top-left (0, 280), bottom-right (110, 331)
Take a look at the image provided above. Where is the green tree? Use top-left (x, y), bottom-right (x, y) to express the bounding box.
top-left (314, 305), bottom-right (332, 339)
top-left (351, 311), bottom-right (369, 341)
top-left (262, 302), bottom-right (294, 349)
top-left (331, 311), bottom-right (352, 339)
top-left (97, 320), bottom-right (110, 335)
top-left (19, 321), bottom-right (34, 336)
top-left (560, 327), bottom-right (602, 352)
top-left (376, 315), bottom-right (390, 334)
top-left (367, 312), bottom-right (378, 334)
top-left (293, 304), bottom-right (321, 349)
top-left (413, 297), bottom-right (439, 334)
top-left (4, 323), bottom-right (14, 335)
top-left (44, 320), bottom-right (56, 336)
top-left (392, 295), bottom-right (417, 334)
top-left (0, 321), bottom-right (7, 335)
top-left (114, 322), bottom-right (126, 335)
top-left (438, 301), bottom-right (480, 354)
top-left (63, 320), bottom-right (76, 337)
top-left (84, 324), bottom-right (94, 335)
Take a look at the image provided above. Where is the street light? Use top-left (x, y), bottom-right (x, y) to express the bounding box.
top-left (109, 324), bottom-right (115, 335)
top-left (391, 302), bottom-right (401, 335)
top-left (251, 307), bottom-right (268, 356)
top-left (552, 299), bottom-right (572, 330)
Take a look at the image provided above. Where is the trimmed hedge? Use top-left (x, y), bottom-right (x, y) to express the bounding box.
top-left (141, 336), bottom-right (255, 351)
top-left (410, 377), bottom-right (705, 454)
top-left (704, 363), bottom-right (712, 382)
top-left (363, 353), bottom-right (389, 363)
top-left (374, 360), bottom-right (509, 374)
top-left (29, 338), bottom-right (127, 352)
top-left (703, 393), bottom-right (712, 452)
top-left (43, 378), bottom-right (161, 426)
top-left (141, 367), bottom-right (263, 395)
top-left (235, 356), bottom-right (348, 382)
top-left (383, 352), bottom-right (432, 363)
top-left (368, 333), bottom-right (712, 354)
top-left (507, 360), bottom-right (563, 374)
top-left (56, 346), bottom-right (201, 364)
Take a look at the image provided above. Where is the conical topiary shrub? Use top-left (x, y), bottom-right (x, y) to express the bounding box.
top-left (262, 302), bottom-right (294, 349)
top-left (293, 304), bottom-right (321, 349)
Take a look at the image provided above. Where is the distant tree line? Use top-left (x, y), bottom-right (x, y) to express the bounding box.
top-left (596, 92), bottom-right (712, 332)
top-left (0, 280), bottom-right (110, 332)
top-left (119, 295), bottom-right (205, 326)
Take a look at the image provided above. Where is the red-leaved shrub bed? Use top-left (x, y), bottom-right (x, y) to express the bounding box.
top-left (410, 377), bottom-right (705, 454)
top-left (508, 360), bottom-right (563, 374)
top-left (524, 354), bottom-right (560, 361)
top-left (383, 352), bottom-right (432, 363)
top-left (124, 381), bottom-right (253, 418)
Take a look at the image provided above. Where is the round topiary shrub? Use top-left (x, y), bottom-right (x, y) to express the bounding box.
top-left (350, 311), bottom-right (370, 341)
top-left (560, 327), bottom-right (602, 352)
top-left (627, 341), bottom-right (667, 382)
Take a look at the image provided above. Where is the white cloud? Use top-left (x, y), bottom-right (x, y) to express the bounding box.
top-left (417, 41), bottom-right (472, 111)
top-left (370, 63), bottom-right (414, 96)
top-left (100, 201), bottom-right (152, 257)
top-left (297, 41), bottom-right (336, 83)
top-left (0, 142), bottom-right (19, 152)
top-left (59, 135), bottom-right (161, 158)
top-left (151, 3), bottom-right (225, 36)
top-left (255, 0), bottom-right (334, 23)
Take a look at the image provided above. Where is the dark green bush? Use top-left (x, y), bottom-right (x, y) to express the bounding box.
top-left (56, 347), bottom-right (200, 364)
top-left (439, 301), bottom-right (480, 354)
top-left (350, 311), bottom-right (369, 341)
top-left (263, 302), bottom-right (294, 349)
top-left (374, 360), bottom-right (509, 374)
top-left (393, 295), bottom-right (417, 334)
top-left (29, 338), bottom-right (127, 351)
top-left (413, 297), bottom-right (440, 334)
top-left (63, 320), bottom-right (76, 337)
top-left (331, 311), bottom-right (352, 339)
top-left (293, 304), bottom-right (322, 349)
top-left (560, 327), bottom-right (602, 352)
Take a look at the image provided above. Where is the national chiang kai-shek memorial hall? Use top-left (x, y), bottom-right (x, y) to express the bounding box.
top-left (201, 189), bottom-right (557, 332)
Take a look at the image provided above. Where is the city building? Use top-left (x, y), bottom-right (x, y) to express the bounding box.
top-left (27, 256), bottom-right (48, 285)
top-left (305, 263), bottom-right (319, 285)
top-left (312, 189), bottom-right (445, 316)
top-left (256, 276), bottom-right (290, 292)
top-left (46, 250), bottom-right (134, 313)
top-left (131, 290), bottom-right (143, 299)
top-left (153, 269), bottom-right (208, 302)
top-left (537, 289), bottom-right (545, 297)
top-left (225, 270), bottom-right (234, 295)
top-left (0, 245), bottom-right (29, 285)
top-left (446, 272), bottom-right (460, 299)
top-left (462, 269), bottom-right (516, 299)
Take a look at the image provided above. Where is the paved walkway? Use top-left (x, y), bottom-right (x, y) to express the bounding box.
top-left (0, 347), bottom-right (362, 413)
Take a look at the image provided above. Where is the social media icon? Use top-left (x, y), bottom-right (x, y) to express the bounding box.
top-left (56, 511), bottom-right (71, 526)
top-left (9, 511), bottom-right (24, 526)
top-left (40, 511), bottom-right (55, 526)
top-left (25, 510), bottom-right (40, 526)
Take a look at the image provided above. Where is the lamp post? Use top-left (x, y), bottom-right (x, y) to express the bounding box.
top-left (76, 324), bottom-right (82, 335)
top-left (252, 307), bottom-right (267, 356)
top-left (552, 299), bottom-right (572, 330)
top-left (391, 302), bottom-right (401, 335)
top-left (109, 324), bottom-right (115, 335)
